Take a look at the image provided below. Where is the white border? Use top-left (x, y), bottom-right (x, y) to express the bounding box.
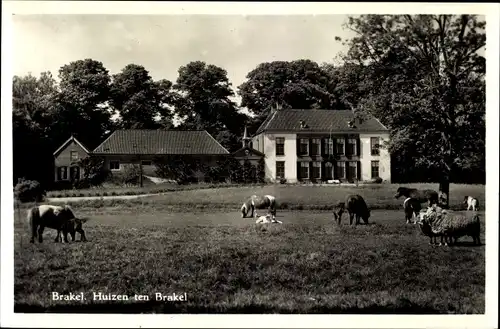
top-left (2, 2), bottom-right (499, 328)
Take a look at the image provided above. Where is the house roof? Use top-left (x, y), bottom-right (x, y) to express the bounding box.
top-left (255, 109), bottom-right (389, 135)
top-left (53, 135), bottom-right (91, 156)
top-left (92, 129), bottom-right (230, 155)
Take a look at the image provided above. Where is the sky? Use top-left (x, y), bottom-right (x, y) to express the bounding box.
top-left (12, 14), bottom-right (355, 103)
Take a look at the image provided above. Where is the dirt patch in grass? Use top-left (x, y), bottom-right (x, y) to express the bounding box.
top-left (14, 210), bottom-right (485, 314)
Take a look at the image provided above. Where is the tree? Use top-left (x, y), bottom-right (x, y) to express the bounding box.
top-left (12, 72), bottom-right (59, 187)
top-left (110, 64), bottom-right (174, 129)
top-left (171, 61), bottom-right (249, 152)
top-left (238, 60), bottom-right (339, 133)
top-left (242, 159), bottom-right (255, 184)
top-left (256, 158), bottom-right (266, 183)
top-left (339, 15), bottom-right (485, 206)
top-left (55, 58), bottom-right (113, 149)
top-left (78, 156), bottom-right (111, 187)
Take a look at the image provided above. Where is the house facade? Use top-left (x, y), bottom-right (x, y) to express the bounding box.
top-left (53, 135), bottom-right (91, 183)
top-left (53, 129), bottom-right (230, 183)
top-left (250, 109), bottom-right (391, 183)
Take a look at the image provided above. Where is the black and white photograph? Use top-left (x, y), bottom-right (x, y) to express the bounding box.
top-left (1, 1), bottom-right (498, 328)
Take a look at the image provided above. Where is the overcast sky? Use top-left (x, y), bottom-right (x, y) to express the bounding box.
top-left (12, 14), bottom-right (355, 98)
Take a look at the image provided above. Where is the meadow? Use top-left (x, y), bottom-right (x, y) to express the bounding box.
top-left (14, 206), bottom-right (486, 314)
top-left (41, 183), bottom-right (486, 213)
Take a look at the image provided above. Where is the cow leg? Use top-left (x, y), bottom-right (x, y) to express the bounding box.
top-left (355, 215), bottom-right (360, 226)
top-left (349, 213), bottom-right (354, 225)
top-left (77, 228), bottom-right (87, 242)
top-left (30, 224), bottom-right (37, 243)
top-left (37, 226), bottom-right (45, 243)
top-left (55, 230), bottom-right (61, 243)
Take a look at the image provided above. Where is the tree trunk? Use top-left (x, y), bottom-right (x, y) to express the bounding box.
top-left (438, 178), bottom-right (450, 209)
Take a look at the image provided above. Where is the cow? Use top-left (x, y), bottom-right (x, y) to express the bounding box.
top-left (333, 194), bottom-right (370, 225)
top-left (403, 197), bottom-right (422, 224)
top-left (241, 195), bottom-right (277, 220)
top-left (255, 214), bottom-right (283, 224)
top-left (28, 204), bottom-right (87, 243)
top-left (394, 187), bottom-right (439, 206)
top-left (463, 196), bottom-right (480, 211)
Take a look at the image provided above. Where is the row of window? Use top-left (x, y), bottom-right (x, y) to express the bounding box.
top-left (275, 161), bottom-right (380, 180)
top-left (57, 166), bottom-right (81, 181)
top-left (275, 137), bottom-right (380, 157)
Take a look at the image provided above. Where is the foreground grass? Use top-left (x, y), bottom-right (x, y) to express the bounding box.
top-left (37, 183), bottom-right (485, 213)
top-left (14, 210), bottom-right (485, 314)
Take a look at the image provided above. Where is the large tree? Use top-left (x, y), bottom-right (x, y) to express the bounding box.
top-left (110, 64), bottom-right (174, 129)
top-left (238, 59), bottom-right (340, 133)
top-left (12, 72), bottom-right (60, 186)
top-left (172, 61), bottom-right (248, 152)
top-left (55, 58), bottom-right (113, 149)
top-left (339, 15), bottom-right (485, 206)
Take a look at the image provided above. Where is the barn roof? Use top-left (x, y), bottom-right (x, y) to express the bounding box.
top-left (255, 109), bottom-right (389, 135)
top-left (92, 129), bottom-right (229, 155)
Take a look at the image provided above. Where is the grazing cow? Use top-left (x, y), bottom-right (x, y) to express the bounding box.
top-left (255, 214), bottom-right (283, 224)
top-left (403, 197), bottom-right (422, 224)
top-left (241, 195), bottom-right (277, 219)
top-left (394, 187), bottom-right (439, 206)
top-left (28, 204), bottom-right (87, 243)
top-left (463, 196), bottom-right (480, 211)
top-left (333, 195), bottom-right (370, 225)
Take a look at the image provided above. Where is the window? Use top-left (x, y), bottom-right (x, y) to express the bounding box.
top-left (336, 138), bottom-right (345, 155)
top-left (371, 160), bottom-right (380, 178)
top-left (276, 161), bottom-right (285, 179)
top-left (300, 162), bottom-right (309, 179)
top-left (311, 139), bottom-right (321, 156)
top-left (371, 137), bottom-right (380, 156)
top-left (347, 161), bottom-right (358, 180)
top-left (70, 151), bottom-right (78, 161)
top-left (323, 138), bottom-right (333, 155)
top-left (324, 162), bottom-right (333, 179)
top-left (58, 166), bottom-right (68, 180)
top-left (299, 139), bottom-right (309, 156)
top-left (336, 161), bottom-right (345, 179)
top-left (141, 160), bottom-right (152, 166)
top-left (109, 161), bottom-right (120, 170)
top-left (311, 162), bottom-right (321, 179)
top-left (347, 138), bottom-right (357, 156)
top-left (275, 137), bottom-right (285, 156)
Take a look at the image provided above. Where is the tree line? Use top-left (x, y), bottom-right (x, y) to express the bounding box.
top-left (13, 15), bottom-right (485, 196)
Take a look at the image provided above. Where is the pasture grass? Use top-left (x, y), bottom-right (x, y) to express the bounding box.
top-left (36, 183), bottom-right (485, 213)
top-left (14, 210), bottom-right (485, 314)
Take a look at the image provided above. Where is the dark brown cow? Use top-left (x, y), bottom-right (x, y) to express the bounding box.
top-left (28, 204), bottom-right (87, 243)
top-left (394, 187), bottom-right (439, 206)
top-left (333, 194), bottom-right (370, 225)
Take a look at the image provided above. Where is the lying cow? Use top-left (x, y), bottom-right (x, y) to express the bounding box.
top-left (241, 194), bottom-right (277, 220)
top-left (28, 204), bottom-right (87, 243)
top-left (255, 214), bottom-right (283, 224)
top-left (394, 187), bottom-right (439, 206)
top-left (403, 197), bottom-right (421, 224)
top-left (463, 196), bottom-right (480, 211)
top-left (333, 194), bottom-right (370, 225)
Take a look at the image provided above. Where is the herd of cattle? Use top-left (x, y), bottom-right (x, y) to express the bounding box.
top-left (25, 187), bottom-right (482, 247)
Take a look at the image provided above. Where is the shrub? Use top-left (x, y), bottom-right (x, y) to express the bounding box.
top-left (368, 177), bottom-right (383, 184)
top-left (78, 156), bottom-right (111, 187)
top-left (14, 178), bottom-right (46, 203)
top-left (256, 158), bottom-right (266, 183)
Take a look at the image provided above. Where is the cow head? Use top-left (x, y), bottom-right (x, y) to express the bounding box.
top-left (463, 196), bottom-right (470, 204)
top-left (333, 202), bottom-right (345, 223)
top-left (241, 204), bottom-right (248, 218)
top-left (394, 187), bottom-right (404, 199)
top-left (363, 209), bottom-right (371, 222)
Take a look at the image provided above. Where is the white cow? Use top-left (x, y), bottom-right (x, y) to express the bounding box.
top-left (255, 214), bottom-right (282, 224)
top-left (463, 196), bottom-right (480, 211)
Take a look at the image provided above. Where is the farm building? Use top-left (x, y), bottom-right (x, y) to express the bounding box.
top-left (250, 109), bottom-right (391, 183)
top-left (53, 129), bottom-right (230, 183)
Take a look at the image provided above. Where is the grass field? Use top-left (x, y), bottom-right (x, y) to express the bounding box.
top-left (40, 183), bottom-right (486, 212)
top-left (14, 208), bottom-right (485, 314)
